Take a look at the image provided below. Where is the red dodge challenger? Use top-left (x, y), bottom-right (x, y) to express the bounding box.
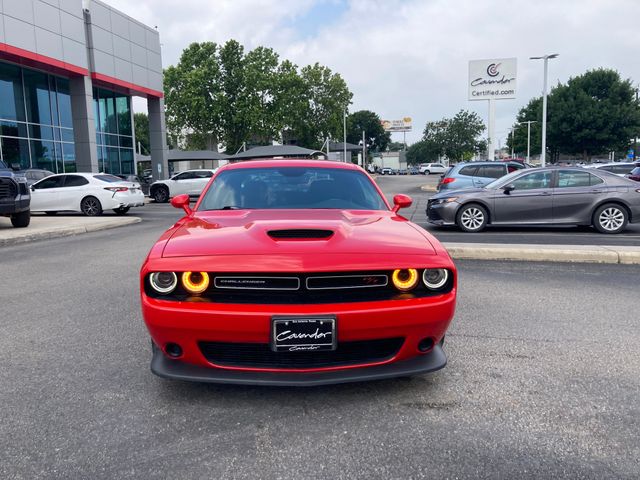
top-left (140, 160), bottom-right (457, 386)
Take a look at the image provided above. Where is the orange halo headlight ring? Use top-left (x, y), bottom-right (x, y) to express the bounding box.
top-left (181, 271), bottom-right (210, 294)
top-left (391, 269), bottom-right (419, 291)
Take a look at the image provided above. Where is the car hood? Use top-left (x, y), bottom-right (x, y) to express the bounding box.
top-left (431, 187), bottom-right (488, 198)
top-left (162, 209), bottom-right (437, 257)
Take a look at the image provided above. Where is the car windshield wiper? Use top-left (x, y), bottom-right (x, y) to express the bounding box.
top-left (208, 205), bottom-right (241, 210)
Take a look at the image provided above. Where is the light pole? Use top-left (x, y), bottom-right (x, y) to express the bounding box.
top-left (343, 109), bottom-right (347, 163)
top-left (530, 53), bottom-right (558, 167)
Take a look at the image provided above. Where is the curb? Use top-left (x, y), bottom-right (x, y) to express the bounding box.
top-left (443, 242), bottom-right (640, 265)
top-left (0, 217), bottom-right (141, 247)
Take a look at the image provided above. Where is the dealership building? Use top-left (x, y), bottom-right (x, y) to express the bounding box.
top-left (0, 0), bottom-right (168, 179)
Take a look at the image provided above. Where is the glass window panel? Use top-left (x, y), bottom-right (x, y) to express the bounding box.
top-left (60, 128), bottom-right (74, 143)
top-left (24, 70), bottom-right (53, 125)
top-left (105, 134), bottom-right (119, 146)
top-left (106, 146), bottom-right (120, 174)
top-left (96, 144), bottom-right (106, 172)
top-left (120, 148), bottom-right (133, 174)
top-left (106, 93), bottom-right (117, 134)
top-left (557, 171), bottom-right (592, 188)
top-left (62, 143), bottom-right (76, 172)
top-left (49, 76), bottom-right (59, 126)
top-left (33, 175), bottom-right (63, 189)
top-left (29, 124), bottom-right (54, 141)
top-left (54, 142), bottom-right (63, 173)
top-left (1, 120), bottom-right (28, 138)
top-left (0, 63), bottom-right (26, 122)
top-left (116, 96), bottom-right (131, 136)
top-left (30, 139), bottom-right (56, 171)
top-left (511, 171), bottom-right (552, 190)
top-left (119, 135), bottom-right (133, 148)
top-left (53, 127), bottom-right (61, 142)
top-left (93, 97), bottom-right (100, 131)
top-left (63, 175), bottom-right (89, 187)
top-left (98, 97), bottom-right (108, 133)
top-left (1, 136), bottom-right (30, 169)
top-left (55, 78), bottom-right (72, 128)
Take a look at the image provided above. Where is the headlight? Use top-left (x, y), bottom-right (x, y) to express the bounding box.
top-left (422, 268), bottom-right (449, 289)
top-left (149, 272), bottom-right (178, 294)
top-left (391, 269), bottom-right (419, 291)
top-left (434, 197), bottom-right (458, 204)
top-left (182, 271), bottom-right (210, 294)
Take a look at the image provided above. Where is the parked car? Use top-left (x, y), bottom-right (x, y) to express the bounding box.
top-left (398, 168), bottom-right (408, 175)
top-left (628, 166), bottom-right (640, 182)
top-left (437, 161), bottom-right (527, 192)
top-left (0, 159), bottom-right (30, 227)
top-left (585, 162), bottom-right (637, 177)
top-left (30, 173), bottom-right (144, 216)
top-left (427, 167), bottom-right (640, 234)
top-left (380, 167), bottom-right (393, 175)
top-left (419, 163), bottom-right (447, 175)
top-left (24, 169), bottom-right (54, 186)
top-left (114, 174), bottom-right (150, 196)
top-left (149, 169), bottom-right (217, 203)
top-left (408, 167), bottom-right (419, 175)
top-left (141, 160), bottom-right (457, 385)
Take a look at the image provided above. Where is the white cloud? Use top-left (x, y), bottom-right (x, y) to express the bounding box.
top-left (107, 0), bottom-right (640, 147)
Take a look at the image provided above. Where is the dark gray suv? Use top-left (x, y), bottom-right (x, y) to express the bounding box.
top-left (0, 160), bottom-right (30, 228)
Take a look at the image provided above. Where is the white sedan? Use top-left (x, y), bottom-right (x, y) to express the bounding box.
top-left (30, 173), bottom-right (144, 216)
top-left (149, 169), bottom-right (216, 203)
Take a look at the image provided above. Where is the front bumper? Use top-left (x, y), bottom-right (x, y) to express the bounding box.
top-left (151, 342), bottom-right (447, 386)
top-left (426, 201), bottom-right (458, 226)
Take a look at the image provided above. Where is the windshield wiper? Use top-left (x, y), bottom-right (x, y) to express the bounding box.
top-left (209, 205), bottom-right (241, 210)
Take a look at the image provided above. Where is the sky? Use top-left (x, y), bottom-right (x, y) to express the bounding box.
top-left (106, 0), bottom-right (640, 147)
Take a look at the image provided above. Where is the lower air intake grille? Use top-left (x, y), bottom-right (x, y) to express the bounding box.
top-left (199, 338), bottom-right (404, 369)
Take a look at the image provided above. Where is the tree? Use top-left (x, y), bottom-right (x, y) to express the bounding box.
top-left (406, 140), bottom-right (441, 165)
top-left (346, 110), bottom-right (390, 152)
top-left (164, 42), bottom-right (224, 150)
top-left (421, 111), bottom-right (485, 161)
top-left (133, 112), bottom-right (149, 154)
top-left (506, 97), bottom-right (543, 158)
top-left (547, 69), bottom-right (640, 160)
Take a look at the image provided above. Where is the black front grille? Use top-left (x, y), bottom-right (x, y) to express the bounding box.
top-left (199, 338), bottom-right (404, 369)
top-left (268, 229), bottom-right (333, 239)
top-left (0, 179), bottom-right (17, 199)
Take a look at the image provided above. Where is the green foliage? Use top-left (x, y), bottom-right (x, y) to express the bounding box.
top-left (406, 140), bottom-right (441, 165)
top-left (506, 98), bottom-right (542, 157)
top-left (508, 69), bottom-right (640, 159)
top-left (422, 110), bottom-right (486, 161)
top-left (346, 110), bottom-right (390, 152)
top-left (164, 41), bottom-right (353, 153)
top-left (133, 112), bottom-right (149, 154)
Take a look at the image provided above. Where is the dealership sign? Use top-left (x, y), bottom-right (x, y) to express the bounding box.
top-left (468, 58), bottom-right (517, 100)
top-left (381, 118), bottom-right (412, 132)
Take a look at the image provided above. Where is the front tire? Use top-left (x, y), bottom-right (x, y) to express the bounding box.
top-left (80, 196), bottom-right (103, 216)
top-left (593, 203), bottom-right (627, 234)
top-left (10, 210), bottom-right (30, 228)
top-left (153, 186), bottom-right (169, 203)
top-left (424, 170), bottom-right (431, 175)
top-left (113, 206), bottom-right (130, 215)
top-left (457, 204), bottom-right (488, 233)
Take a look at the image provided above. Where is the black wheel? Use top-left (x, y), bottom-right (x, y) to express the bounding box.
top-left (80, 196), bottom-right (103, 216)
top-left (424, 170), bottom-right (431, 175)
top-left (593, 203), bottom-right (628, 234)
top-left (456, 203), bottom-right (488, 233)
top-left (10, 210), bottom-right (30, 228)
top-left (113, 206), bottom-right (130, 215)
top-left (45, 211), bottom-right (57, 216)
top-left (153, 186), bottom-right (169, 203)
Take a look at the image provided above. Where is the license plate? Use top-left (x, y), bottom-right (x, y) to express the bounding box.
top-left (271, 316), bottom-right (336, 352)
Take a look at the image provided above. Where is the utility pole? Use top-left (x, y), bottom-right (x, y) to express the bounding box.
top-left (362, 130), bottom-right (366, 168)
top-left (343, 109), bottom-right (347, 163)
top-left (530, 54), bottom-right (559, 167)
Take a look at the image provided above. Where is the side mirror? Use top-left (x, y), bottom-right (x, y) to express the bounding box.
top-left (10, 162), bottom-right (21, 171)
top-left (502, 184), bottom-right (515, 194)
top-left (30, 185), bottom-right (35, 192)
top-left (392, 194), bottom-right (412, 213)
top-left (171, 194), bottom-right (193, 215)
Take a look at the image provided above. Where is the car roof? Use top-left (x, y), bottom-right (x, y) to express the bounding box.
top-left (219, 159), bottom-right (364, 172)
top-left (585, 162), bottom-right (636, 168)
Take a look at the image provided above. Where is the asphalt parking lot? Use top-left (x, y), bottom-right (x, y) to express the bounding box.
top-left (1, 207), bottom-right (638, 479)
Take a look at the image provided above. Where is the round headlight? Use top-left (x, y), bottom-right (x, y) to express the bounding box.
top-left (149, 272), bottom-right (178, 294)
top-left (391, 269), bottom-right (419, 291)
top-left (422, 268), bottom-right (449, 289)
top-left (181, 271), bottom-right (210, 294)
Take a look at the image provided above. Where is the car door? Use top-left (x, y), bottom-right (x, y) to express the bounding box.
top-left (58, 175), bottom-right (91, 211)
top-left (30, 175), bottom-right (64, 211)
top-left (171, 171), bottom-right (196, 195)
top-left (493, 170), bottom-right (554, 224)
top-left (473, 164), bottom-right (507, 188)
top-left (191, 170), bottom-right (214, 195)
top-left (434, 164), bottom-right (446, 174)
top-left (552, 170), bottom-right (606, 224)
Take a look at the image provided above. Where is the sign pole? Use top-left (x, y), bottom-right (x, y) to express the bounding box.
top-left (487, 98), bottom-right (495, 160)
top-left (527, 121), bottom-right (531, 163)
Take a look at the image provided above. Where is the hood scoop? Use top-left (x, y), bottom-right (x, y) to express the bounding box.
top-left (267, 229), bottom-right (334, 240)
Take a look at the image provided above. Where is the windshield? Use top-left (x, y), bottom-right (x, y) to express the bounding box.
top-left (198, 167), bottom-right (387, 211)
top-left (484, 169), bottom-right (526, 189)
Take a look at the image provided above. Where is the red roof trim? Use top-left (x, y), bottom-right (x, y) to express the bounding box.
top-left (90, 72), bottom-right (164, 98)
top-left (0, 42), bottom-right (88, 76)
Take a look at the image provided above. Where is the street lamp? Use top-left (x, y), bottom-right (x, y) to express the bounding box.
top-left (530, 53), bottom-right (558, 167)
top-left (343, 109), bottom-right (348, 163)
